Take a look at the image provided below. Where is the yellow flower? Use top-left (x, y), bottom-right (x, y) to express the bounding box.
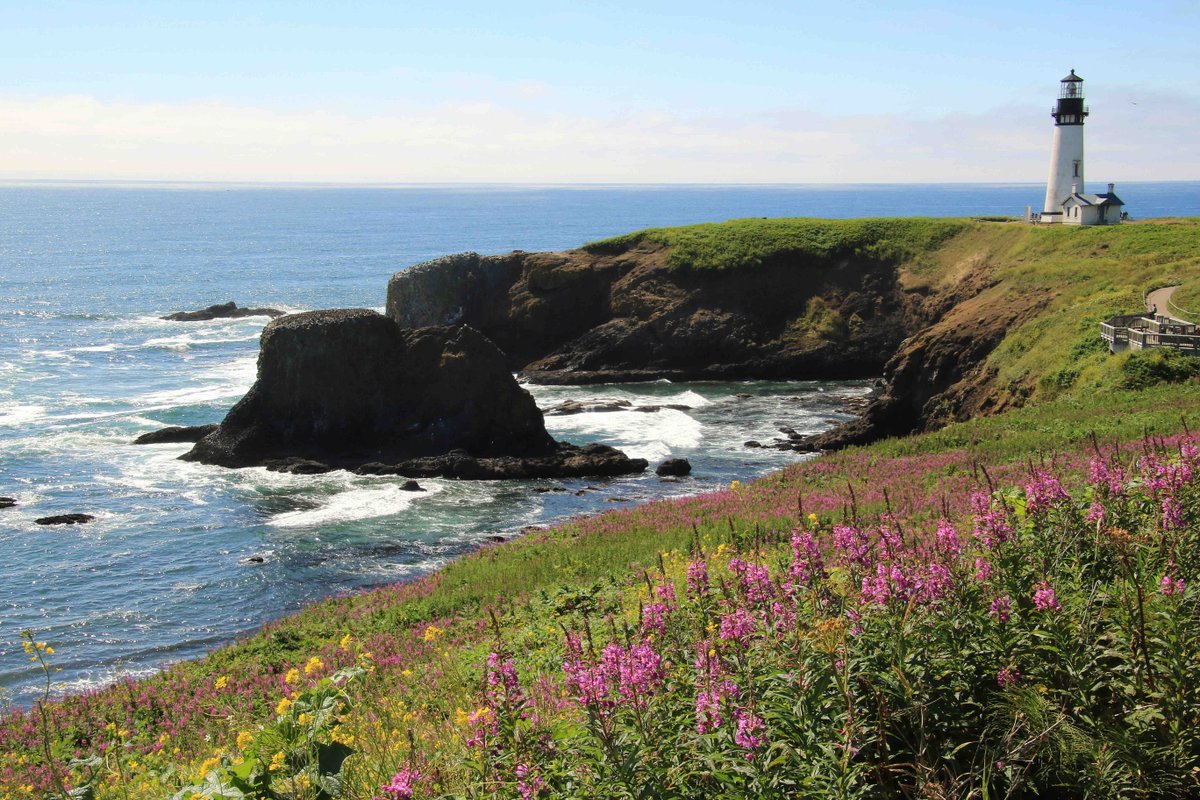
top-left (297, 712), bottom-right (314, 726)
top-left (331, 724), bottom-right (355, 746)
top-left (303, 656), bottom-right (324, 675)
top-left (268, 751), bottom-right (286, 772)
top-left (198, 756), bottom-right (221, 776)
top-left (455, 708), bottom-right (470, 725)
top-left (236, 730), bottom-right (254, 750)
top-left (44, 646), bottom-right (54, 655)
top-left (275, 697), bottom-right (293, 716)
top-left (105, 722), bottom-right (118, 734)
top-left (730, 480), bottom-right (741, 491)
top-left (422, 624), bottom-right (444, 642)
top-left (284, 667), bottom-right (300, 684)
top-left (339, 633), bottom-right (353, 652)
top-left (807, 512), bottom-right (819, 527)
top-left (214, 675), bottom-right (229, 690)
top-left (400, 668), bottom-right (413, 677)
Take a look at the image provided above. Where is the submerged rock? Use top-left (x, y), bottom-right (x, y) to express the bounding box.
top-left (182, 310), bottom-right (645, 479)
top-left (0, 497), bottom-right (15, 509)
top-left (162, 301), bottom-right (284, 322)
top-left (655, 457), bottom-right (692, 477)
top-left (133, 424), bottom-right (219, 445)
top-left (35, 513), bottom-right (94, 526)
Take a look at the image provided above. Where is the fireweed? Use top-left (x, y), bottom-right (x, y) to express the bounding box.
top-left (3, 434), bottom-right (1199, 798)
top-left (453, 440), bottom-right (1200, 798)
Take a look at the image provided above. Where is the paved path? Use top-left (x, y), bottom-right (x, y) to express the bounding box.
top-left (1146, 285), bottom-right (1192, 322)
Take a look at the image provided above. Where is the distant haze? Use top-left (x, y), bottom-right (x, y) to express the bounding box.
top-left (2, 1), bottom-right (1197, 183)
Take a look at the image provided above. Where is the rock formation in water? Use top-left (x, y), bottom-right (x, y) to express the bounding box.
top-left (179, 309), bottom-right (647, 479)
top-left (163, 301), bottom-right (284, 321)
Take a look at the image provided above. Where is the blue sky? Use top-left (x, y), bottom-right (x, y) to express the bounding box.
top-left (2, 1), bottom-right (1197, 182)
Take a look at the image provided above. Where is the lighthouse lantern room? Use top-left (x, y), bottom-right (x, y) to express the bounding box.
top-left (1039, 70), bottom-right (1124, 225)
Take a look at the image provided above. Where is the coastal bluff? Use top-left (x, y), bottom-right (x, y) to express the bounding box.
top-left (180, 309), bottom-right (646, 478)
top-left (386, 219), bottom-right (1035, 446)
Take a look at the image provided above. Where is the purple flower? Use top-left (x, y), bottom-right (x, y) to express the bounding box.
top-left (729, 558), bottom-right (776, 604)
top-left (686, 558), bottom-right (710, 599)
top-left (788, 529), bottom-right (825, 588)
top-left (733, 708), bottom-right (766, 755)
top-left (973, 557), bottom-right (994, 582)
top-left (642, 602), bottom-right (669, 635)
top-left (935, 519), bottom-right (961, 555)
top-left (970, 492), bottom-right (1013, 549)
top-left (375, 768), bottom-right (422, 800)
top-left (1088, 457), bottom-right (1126, 495)
top-left (989, 595), bottom-right (1011, 623)
top-left (1159, 572), bottom-right (1186, 597)
top-left (719, 608), bottom-right (759, 645)
top-left (1033, 581), bottom-right (1062, 612)
top-left (1025, 470), bottom-right (1068, 514)
top-left (1085, 501), bottom-right (1107, 526)
top-left (832, 524), bottom-right (872, 568)
top-left (695, 688), bottom-right (722, 734)
top-left (1162, 496), bottom-right (1184, 530)
top-left (996, 667), bottom-right (1020, 688)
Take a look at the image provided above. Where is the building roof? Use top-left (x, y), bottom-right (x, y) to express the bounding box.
top-left (1061, 69), bottom-right (1083, 82)
top-left (1064, 191), bottom-right (1124, 207)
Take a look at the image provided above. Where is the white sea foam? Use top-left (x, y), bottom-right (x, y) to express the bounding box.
top-left (268, 482), bottom-right (442, 528)
top-left (0, 403), bottom-right (46, 426)
top-left (546, 407), bottom-right (702, 462)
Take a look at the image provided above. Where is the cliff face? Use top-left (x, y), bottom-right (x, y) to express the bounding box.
top-left (388, 242), bottom-right (927, 385)
top-left (386, 218), bottom-right (1200, 448)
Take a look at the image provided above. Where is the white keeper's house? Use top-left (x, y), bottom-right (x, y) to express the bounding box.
top-left (1036, 70), bottom-right (1126, 226)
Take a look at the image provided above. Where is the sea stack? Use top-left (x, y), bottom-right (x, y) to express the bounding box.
top-left (180, 309), bottom-right (647, 479)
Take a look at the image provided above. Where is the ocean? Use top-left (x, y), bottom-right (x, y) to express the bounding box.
top-left (2, 181), bottom-right (1199, 705)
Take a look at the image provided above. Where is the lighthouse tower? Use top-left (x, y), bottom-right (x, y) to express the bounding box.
top-left (1042, 70), bottom-right (1088, 220)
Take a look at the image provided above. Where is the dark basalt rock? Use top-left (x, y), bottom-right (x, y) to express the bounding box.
top-left (163, 301), bottom-right (284, 322)
top-left (351, 443), bottom-right (646, 481)
top-left (656, 457), bottom-right (692, 477)
top-left (182, 310), bottom-right (644, 479)
top-left (400, 480), bottom-right (424, 492)
top-left (544, 399), bottom-right (632, 416)
top-left (35, 513), bottom-right (94, 526)
top-left (133, 424), bottom-right (219, 445)
top-left (264, 458), bottom-right (335, 475)
top-left (0, 497), bottom-right (15, 509)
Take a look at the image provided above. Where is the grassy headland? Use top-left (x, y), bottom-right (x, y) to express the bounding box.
top-left (4, 218), bottom-right (1200, 799)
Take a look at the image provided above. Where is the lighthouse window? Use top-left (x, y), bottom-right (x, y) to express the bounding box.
top-left (1073, 161), bottom-right (1080, 177)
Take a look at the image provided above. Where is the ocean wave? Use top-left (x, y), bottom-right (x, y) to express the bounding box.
top-left (545, 407), bottom-right (702, 462)
top-left (268, 482), bottom-right (443, 528)
top-left (0, 403), bottom-right (46, 427)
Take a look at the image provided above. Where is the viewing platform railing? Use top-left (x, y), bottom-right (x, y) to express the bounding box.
top-left (1102, 313), bottom-right (1200, 353)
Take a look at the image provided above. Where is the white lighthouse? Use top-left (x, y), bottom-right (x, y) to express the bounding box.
top-left (1040, 70), bottom-right (1124, 225)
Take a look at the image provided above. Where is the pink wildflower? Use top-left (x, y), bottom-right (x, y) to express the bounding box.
top-left (970, 492), bottom-right (1014, 549)
top-left (729, 558), bottom-right (776, 604)
top-left (989, 595), bottom-right (1011, 623)
top-left (1159, 572), bottom-right (1186, 597)
top-left (1085, 501), bottom-right (1106, 526)
top-left (996, 667), bottom-right (1020, 688)
top-left (642, 602), bottom-right (669, 635)
top-left (686, 558), bottom-right (710, 599)
top-left (973, 557), bottom-right (994, 582)
top-left (935, 519), bottom-right (961, 555)
top-left (788, 529), bottom-right (825, 588)
top-left (733, 708), bottom-right (766, 756)
top-left (1088, 457), bottom-right (1126, 495)
top-left (1025, 470), bottom-right (1069, 514)
top-left (1033, 581), bottom-right (1063, 612)
top-left (832, 523), bottom-right (872, 568)
top-left (719, 608), bottom-right (759, 645)
top-left (515, 763), bottom-right (545, 800)
top-left (375, 768), bottom-right (422, 800)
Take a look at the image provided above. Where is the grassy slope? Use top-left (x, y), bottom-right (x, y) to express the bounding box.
top-left (6, 218), bottom-right (1200, 799)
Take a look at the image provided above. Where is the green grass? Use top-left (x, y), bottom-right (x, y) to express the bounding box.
top-left (583, 217), bottom-right (974, 271)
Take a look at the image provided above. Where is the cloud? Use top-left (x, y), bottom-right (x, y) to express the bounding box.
top-left (0, 91), bottom-right (1195, 183)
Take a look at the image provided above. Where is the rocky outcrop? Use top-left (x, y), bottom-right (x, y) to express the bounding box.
top-left (35, 514), bottom-right (94, 525)
top-left (181, 310), bottom-right (646, 479)
top-left (385, 227), bottom-right (1040, 449)
top-left (387, 242), bottom-right (912, 385)
top-left (134, 424), bottom-right (219, 445)
top-left (656, 458), bottom-right (692, 477)
top-left (163, 301), bottom-right (284, 322)
top-left (0, 497), bottom-right (15, 509)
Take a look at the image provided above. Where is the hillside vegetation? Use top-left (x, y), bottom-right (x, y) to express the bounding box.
top-left (5, 218), bottom-right (1200, 800)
